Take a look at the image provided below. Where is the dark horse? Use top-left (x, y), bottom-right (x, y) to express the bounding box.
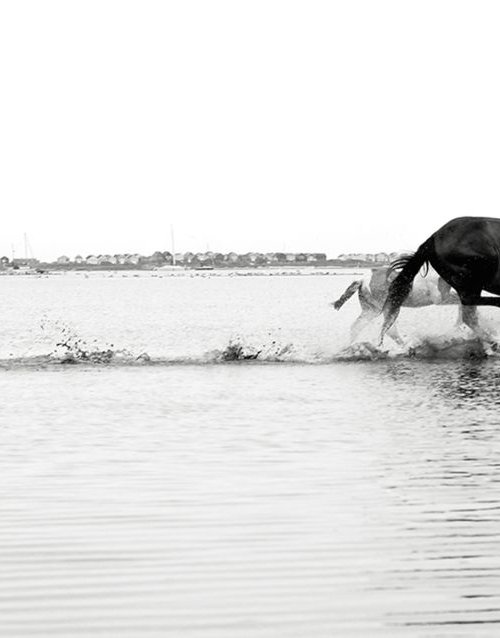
top-left (381, 217), bottom-right (500, 345)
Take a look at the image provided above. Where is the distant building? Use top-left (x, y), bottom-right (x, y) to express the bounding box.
top-left (306, 253), bottom-right (327, 263)
top-left (245, 252), bottom-right (259, 265)
top-left (116, 253), bottom-right (140, 265)
top-left (56, 255), bottom-right (70, 264)
top-left (195, 252), bottom-right (210, 264)
top-left (147, 251), bottom-right (168, 265)
top-left (389, 251), bottom-right (411, 262)
top-left (336, 253), bottom-right (366, 262)
top-left (98, 254), bottom-right (116, 264)
top-left (12, 258), bottom-right (39, 267)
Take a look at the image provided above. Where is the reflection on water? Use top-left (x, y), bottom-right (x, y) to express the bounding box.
top-left (433, 360), bottom-right (500, 409)
top-left (1, 274), bottom-right (500, 635)
top-left (2, 360), bottom-right (500, 636)
top-left (365, 359), bottom-right (500, 633)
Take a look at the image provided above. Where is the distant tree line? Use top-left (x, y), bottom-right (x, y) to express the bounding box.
top-left (47, 251), bottom-right (330, 268)
top-left (0, 250), bottom-right (398, 270)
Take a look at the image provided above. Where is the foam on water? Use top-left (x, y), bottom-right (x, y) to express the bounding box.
top-left (335, 335), bottom-right (494, 362)
top-left (0, 328), bottom-right (496, 369)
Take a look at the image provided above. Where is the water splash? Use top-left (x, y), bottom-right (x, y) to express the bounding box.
top-left (335, 342), bottom-right (390, 362)
top-left (407, 335), bottom-right (491, 360)
top-left (40, 319), bottom-right (151, 365)
top-left (335, 334), bottom-right (496, 362)
top-left (0, 316), bottom-right (498, 369)
top-left (215, 336), bottom-right (295, 362)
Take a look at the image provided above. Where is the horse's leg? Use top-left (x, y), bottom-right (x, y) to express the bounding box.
top-left (386, 323), bottom-right (406, 347)
top-left (455, 285), bottom-right (497, 346)
top-left (350, 309), bottom-right (377, 342)
top-left (437, 278), bottom-right (461, 304)
top-left (379, 275), bottom-right (412, 344)
top-left (458, 304), bottom-right (497, 351)
top-left (379, 308), bottom-right (400, 346)
top-left (437, 277), bottom-right (451, 301)
top-left (460, 304), bottom-right (480, 334)
top-left (346, 282), bottom-right (381, 343)
top-left (331, 280), bottom-right (361, 310)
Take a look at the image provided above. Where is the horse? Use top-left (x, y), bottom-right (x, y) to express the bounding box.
top-left (381, 216), bottom-right (500, 346)
top-left (333, 266), bottom-right (462, 345)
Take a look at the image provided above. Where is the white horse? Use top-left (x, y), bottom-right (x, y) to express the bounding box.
top-left (332, 266), bottom-right (463, 345)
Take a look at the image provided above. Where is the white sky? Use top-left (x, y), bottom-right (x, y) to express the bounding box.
top-left (1, 1), bottom-right (500, 260)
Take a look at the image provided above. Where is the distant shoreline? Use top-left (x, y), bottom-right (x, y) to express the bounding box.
top-left (14, 261), bottom-right (382, 273)
top-left (0, 265), bottom-right (369, 277)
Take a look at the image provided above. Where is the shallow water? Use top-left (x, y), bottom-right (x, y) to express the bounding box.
top-left (2, 271), bottom-right (500, 636)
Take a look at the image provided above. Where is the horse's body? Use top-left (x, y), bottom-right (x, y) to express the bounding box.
top-left (381, 217), bottom-right (500, 344)
top-left (333, 266), bottom-right (461, 344)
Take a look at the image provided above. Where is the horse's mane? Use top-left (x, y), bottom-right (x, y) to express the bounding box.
top-left (388, 253), bottom-right (429, 277)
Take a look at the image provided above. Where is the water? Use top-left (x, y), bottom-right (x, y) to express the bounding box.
top-left (2, 270), bottom-right (500, 636)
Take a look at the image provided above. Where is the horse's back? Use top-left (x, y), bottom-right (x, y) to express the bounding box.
top-left (368, 265), bottom-right (443, 308)
top-left (433, 217), bottom-right (500, 253)
top-left (431, 217), bottom-right (500, 288)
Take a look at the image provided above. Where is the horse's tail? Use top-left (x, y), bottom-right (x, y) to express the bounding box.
top-left (383, 238), bottom-right (433, 318)
top-left (388, 254), bottom-right (429, 277)
top-left (387, 255), bottom-right (413, 275)
top-left (332, 279), bottom-right (362, 310)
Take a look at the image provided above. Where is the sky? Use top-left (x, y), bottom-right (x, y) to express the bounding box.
top-left (1, 1), bottom-right (500, 260)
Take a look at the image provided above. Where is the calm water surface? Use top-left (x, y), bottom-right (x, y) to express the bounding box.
top-left (2, 271), bottom-right (500, 636)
